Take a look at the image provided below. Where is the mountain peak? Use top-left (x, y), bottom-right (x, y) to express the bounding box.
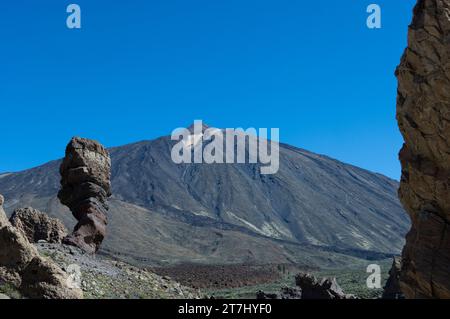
top-left (187, 121), bottom-right (211, 133)
top-left (0, 131), bottom-right (410, 266)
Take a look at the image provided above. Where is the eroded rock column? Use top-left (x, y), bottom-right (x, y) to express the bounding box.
top-left (58, 137), bottom-right (111, 254)
top-left (396, 0), bottom-right (450, 298)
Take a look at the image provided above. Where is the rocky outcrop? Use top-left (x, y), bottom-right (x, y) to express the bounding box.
top-left (256, 287), bottom-right (302, 300)
top-left (295, 273), bottom-right (354, 299)
top-left (256, 273), bottom-right (353, 299)
top-left (396, 0), bottom-right (450, 298)
top-left (9, 207), bottom-right (67, 244)
top-left (58, 137), bottom-right (111, 254)
top-left (35, 243), bottom-right (204, 299)
top-left (382, 257), bottom-right (404, 299)
top-left (0, 194), bottom-right (82, 299)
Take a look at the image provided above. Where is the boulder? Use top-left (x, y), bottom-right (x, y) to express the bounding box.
top-left (58, 137), bottom-right (111, 254)
top-left (295, 273), bottom-right (353, 299)
top-left (396, 0), bottom-right (450, 298)
top-left (257, 273), bottom-right (352, 299)
top-left (9, 207), bottom-right (67, 244)
top-left (256, 287), bottom-right (302, 300)
top-left (256, 291), bottom-right (280, 299)
top-left (0, 194), bottom-right (82, 299)
top-left (19, 256), bottom-right (81, 299)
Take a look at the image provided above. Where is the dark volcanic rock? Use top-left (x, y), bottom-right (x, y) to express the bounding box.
top-left (257, 273), bottom-right (352, 299)
top-left (382, 257), bottom-right (404, 299)
top-left (278, 287), bottom-right (303, 299)
top-left (256, 291), bottom-right (280, 299)
top-left (396, 0), bottom-right (450, 298)
top-left (256, 287), bottom-right (302, 300)
top-left (295, 273), bottom-right (353, 299)
top-left (58, 137), bottom-right (111, 254)
top-left (9, 207), bottom-right (67, 244)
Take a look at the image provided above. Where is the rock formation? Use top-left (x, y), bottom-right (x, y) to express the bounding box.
top-left (256, 287), bottom-right (302, 300)
top-left (256, 273), bottom-right (353, 299)
top-left (295, 273), bottom-right (354, 299)
top-left (9, 207), bottom-right (68, 244)
top-left (58, 137), bottom-right (111, 254)
top-left (382, 257), bottom-right (404, 299)
top-left (0, 194), bottom-right (82, 299)
top-left (396, 0), bottom-right (450, 298)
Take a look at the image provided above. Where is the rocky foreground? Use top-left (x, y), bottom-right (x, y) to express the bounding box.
top-left (1, 241), bottom-right (202, 299)
top-left (1, 193), bottom-right (202, 299)
top-left (35, 243), bottom-right (203, 299)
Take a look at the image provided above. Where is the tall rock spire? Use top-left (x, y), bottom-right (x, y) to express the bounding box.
top-left (396, 0), bottom-right (450, 298)
top-left (58, 137), bottom-right (112, 254)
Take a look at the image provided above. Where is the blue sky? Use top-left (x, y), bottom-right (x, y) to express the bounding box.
top-left (0, 0), bottom-right (416, 179)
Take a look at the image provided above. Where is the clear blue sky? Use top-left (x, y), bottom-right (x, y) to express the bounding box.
top-left (0, 0), bottom-right (416, 179)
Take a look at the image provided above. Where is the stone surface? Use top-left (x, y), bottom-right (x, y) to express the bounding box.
top-left (257, 273), bottom-right (353, 299)
top-left (256, 290), bottom-right (280, 299)
top-left (295, 273), bottom-right (354, 299)
top-left (35, 243), bottom-right (203, 299)
top-left (9, 207), bottom-right (67, 244)
top-left (256, 287), bottom-right (302, 299)
top-left (0, 194), bottom-right (82, 299)
top-left (58, 137), bottom-right (111, 254)
top-left (382, 257), bottom-right (404, 299)
top-left (396, 0), bottom-right (450, 299)
top-left (19, 256), bottom-right (82, 299)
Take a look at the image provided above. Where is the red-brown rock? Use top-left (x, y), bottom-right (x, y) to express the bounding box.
top-left (9, 207), bottom-right (68, 244)
top-left (396, 0), bottom-right (450, 298)
top-left (58, 137), bottom-right (111, 254)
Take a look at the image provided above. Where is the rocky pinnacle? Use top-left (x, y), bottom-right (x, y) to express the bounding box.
top-left (396, 0), bottom-right (450, 298)
top-left (58, 137), bottom-right (111, 254)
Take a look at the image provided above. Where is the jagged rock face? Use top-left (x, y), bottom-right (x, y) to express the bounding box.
top-left (294, 273), bottom-right (354, 299)
top-left (396, 0), bottom-right (450, 298)
top-left (58, 137), bottom-right (111, 254)
top-left (382, 257), bottom-right (404, 299)
top-left (9, 207), bottom-right (68, 244)
top-left (0, 194), bottom-right (82, 299)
